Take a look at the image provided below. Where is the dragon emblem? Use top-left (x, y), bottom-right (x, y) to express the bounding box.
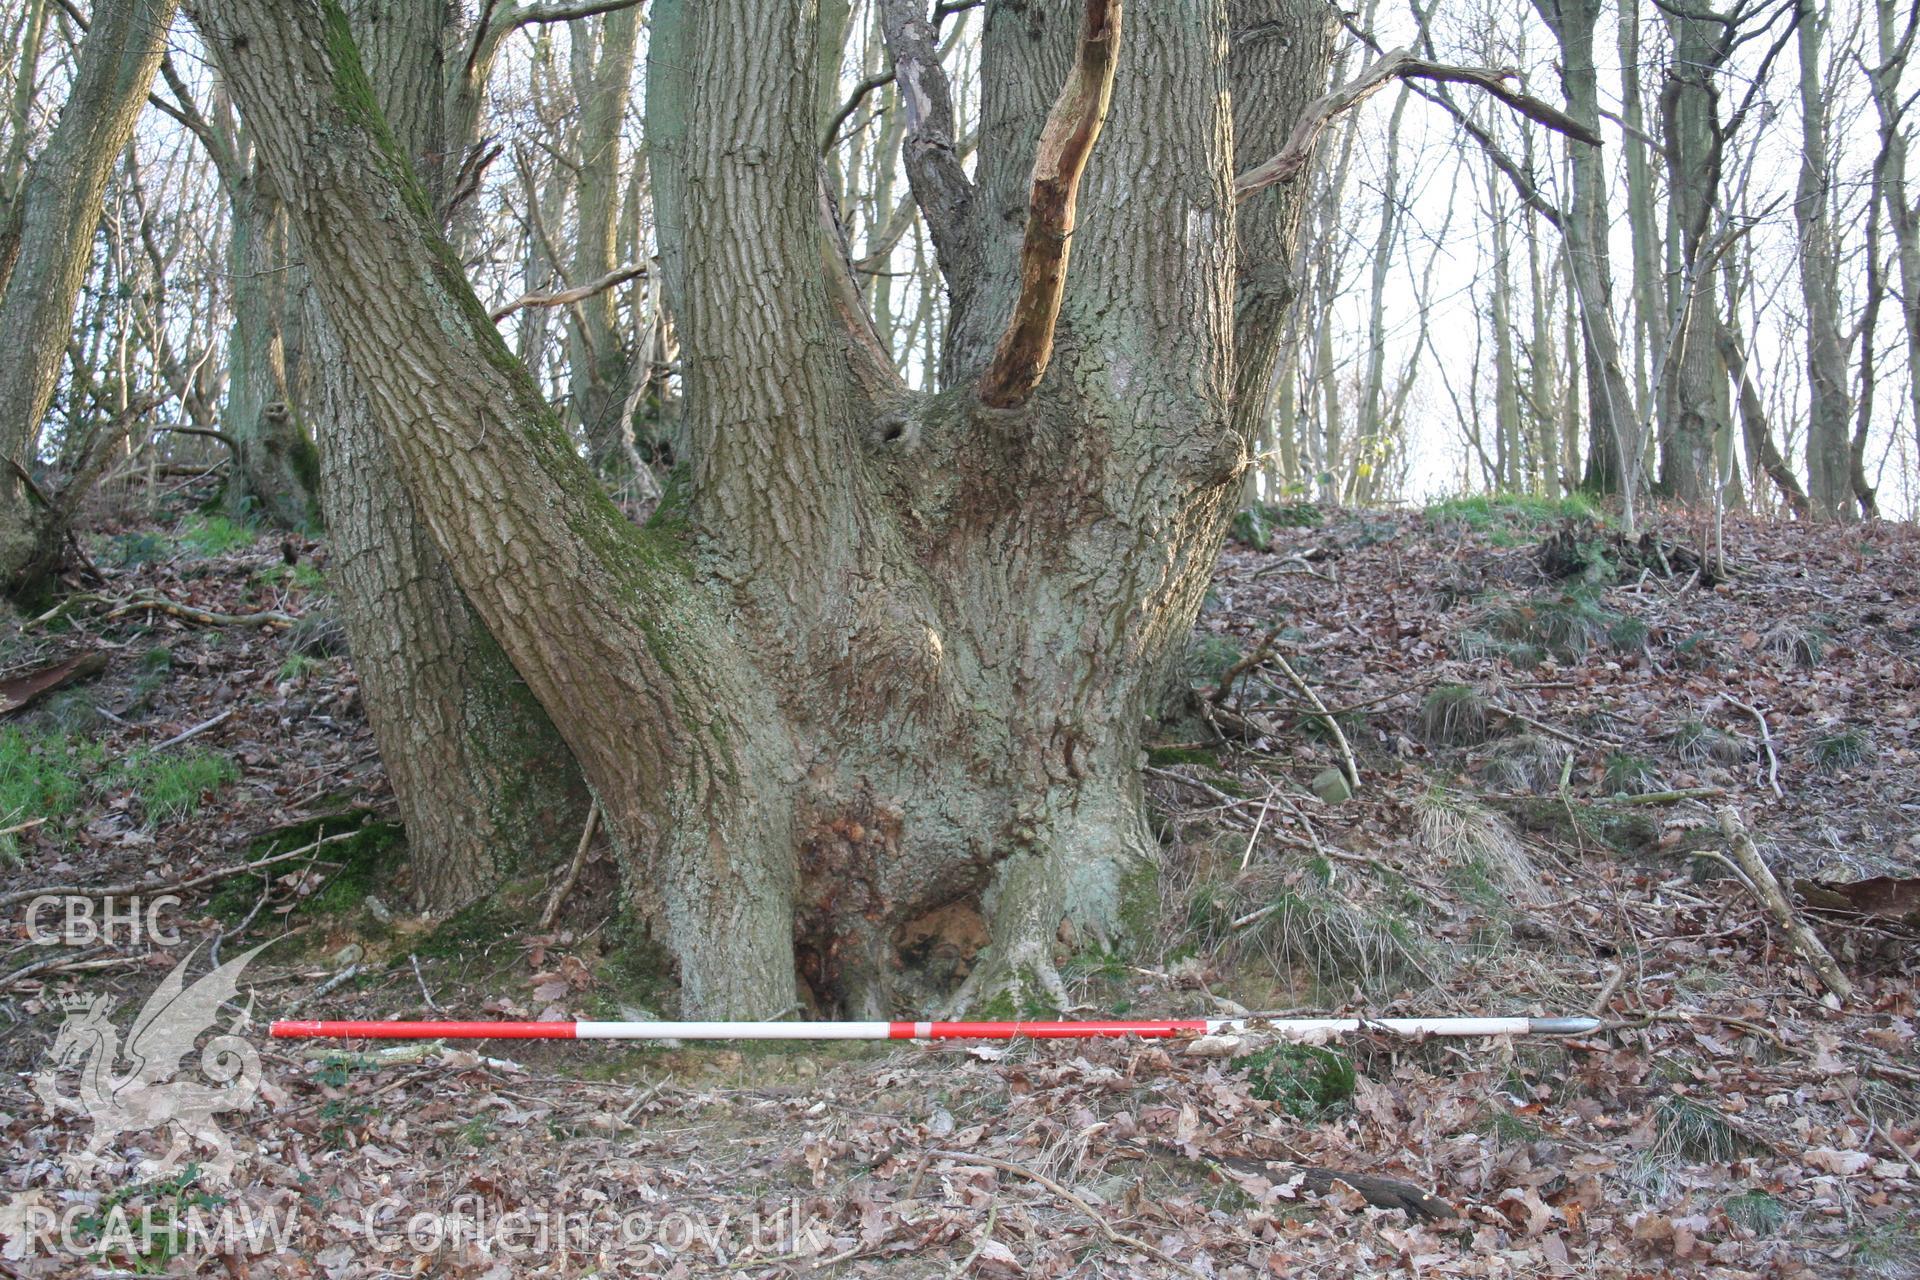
top-left (33, 945), bottom-right (265, 1182)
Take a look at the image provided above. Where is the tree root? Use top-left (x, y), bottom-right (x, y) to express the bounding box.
top-left (945, 937), bottom-right (1073, 1018)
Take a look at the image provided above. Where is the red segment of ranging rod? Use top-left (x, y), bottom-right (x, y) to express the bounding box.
top-left (273, 1020), bottom-right (580, 1039)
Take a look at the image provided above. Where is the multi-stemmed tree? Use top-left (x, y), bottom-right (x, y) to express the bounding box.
top-left (185, 0), bottom-right (1584, 1016)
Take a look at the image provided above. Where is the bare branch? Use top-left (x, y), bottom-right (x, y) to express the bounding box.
top-left (500, 0), bottom-right (645, 32)
top-left (489, 262), bottom-right (647, 321)
top-left (976, 0), bottom-right (1122, 410)
top-left (1234, 47), bottom-right (1603, 204)
top-left (821, 66), bottom-right (897, 154)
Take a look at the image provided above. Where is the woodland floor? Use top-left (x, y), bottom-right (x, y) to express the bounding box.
top-left (0, 490), bottom-right (1916, 1277)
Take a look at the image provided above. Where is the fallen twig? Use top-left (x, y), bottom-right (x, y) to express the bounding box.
top-left (411, 953), bottom-right (441, 1012)
top-left (151, 707), bottom-right (234, 751)
top-left (103, 591), bottom-right (298, 629)
top-left (0, 945), bottom-right (112, 994)
top-left (1487, 702), bottom-right (1608, 749)
top-left (1726, 697), bottom-right (1783, 797)
top-left (538, 801), bottom-right (601, 929)
top-left (1717, 807), bottom-right (1851, 1004)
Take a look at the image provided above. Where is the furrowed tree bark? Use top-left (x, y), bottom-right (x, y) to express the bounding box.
top-left (0, 0), bottom-right (183, 599)
top-left (201, 0), bottom-right (1341, 1021)
top-left (316, 0), bottom-right (589, 914)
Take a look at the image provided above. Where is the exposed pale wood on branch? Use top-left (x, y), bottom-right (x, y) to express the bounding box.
top-left (489, 262), bottom-right (647, 321)
top-left (976, 0), bottom-right (1123, 409)
top-left (1233, 47), bottom-right (1603, 204)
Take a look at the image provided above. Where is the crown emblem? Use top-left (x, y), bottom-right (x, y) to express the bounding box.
top-left (58, 992), bottom-right (109, 1014)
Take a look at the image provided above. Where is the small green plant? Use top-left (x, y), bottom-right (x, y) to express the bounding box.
top-left (1811, 728), bottom-right (1872, 772)
top-left (1185, 633), bottom-right (1244, 685)
top-left (179, 514), bottom-right (256, 557)
top-left (1847, 1211), bottom-right (1920, 1274)
top-left (1482, 1104), bottom-right (1544, 1147)
top-left (73, 1165), bottom-right (226, 1274)
top-left (1602, 751), bottom-right (1662, 796)
top-left (1480, 733), bottom-right (1572, 793)
top-left (1418, 786), bottom-right (1539, 901)
top-left (1419, 684), bottom-right (1492, 746)
top-left (1232, 501), bottom-right (1323, 547)
top-left (262, 560), bottom-right (329, 592)
top-left (101, 529), bottom-right (173, 569)
top-left (1721, 1190), bottom-right (1786, 1236)
top-left (1241, 885), bottom-right (1430, 996)
top-left (1238, 1043), bottom-right (1356, 1118)
top-left (1484, 587), bottom-right (1627, 663)
top-left (114, 750), bottom-right (238, 822)
top-left (277, 653), bottom-right (325, 682)
top-left (286, 610), bottom-right (348, 658)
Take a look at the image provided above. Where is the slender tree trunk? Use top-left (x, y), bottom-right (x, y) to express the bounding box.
top-left (1655, 7), bottom-right (1727, 503)
top-left (1, 0), bottom-right (50, 263)
top-left (566, 7), bottom-right (641, 476)
top-left (1618, 0), bottom-right (1663, 440)
top-left (1358, 85), bottom-right (1408, 458)
top-left (1534, 0), bottom-right (1640, 508)
top-left (1869, 0), bottom-right (1920, 481)
top-left (1794, 0), bottom-right (1854, 518)
top-left (222, 173), bottom-right (321, 527)
top-left (0, 0), bottom-right (183, 597)
top-left (1487, 156), bottom-right (1522, 491)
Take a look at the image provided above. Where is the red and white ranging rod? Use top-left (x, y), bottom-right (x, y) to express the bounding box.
top-left (271, 1015), bottom-right (1601, 1042)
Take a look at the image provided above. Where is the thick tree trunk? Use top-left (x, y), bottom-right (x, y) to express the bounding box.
top-left (0, 0), bottom-right (183, 597)
top-left (313, 309), bottom-right (589, 908)
top-left (315, 0), bottom-right (589, 912)
top-left (197, 0), bottom-right (1329, 1019)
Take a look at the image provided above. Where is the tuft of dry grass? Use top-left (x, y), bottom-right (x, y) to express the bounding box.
top-left (1416, 786), bottom-right (1541, 904)
top-left (1419, 684), bottom-right (1493, 747)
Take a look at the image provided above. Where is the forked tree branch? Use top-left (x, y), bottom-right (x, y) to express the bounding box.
top-left (1233, 46), bottom-right (1603, 203)
top-left (976, 0), bottom-right (1123, 409)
